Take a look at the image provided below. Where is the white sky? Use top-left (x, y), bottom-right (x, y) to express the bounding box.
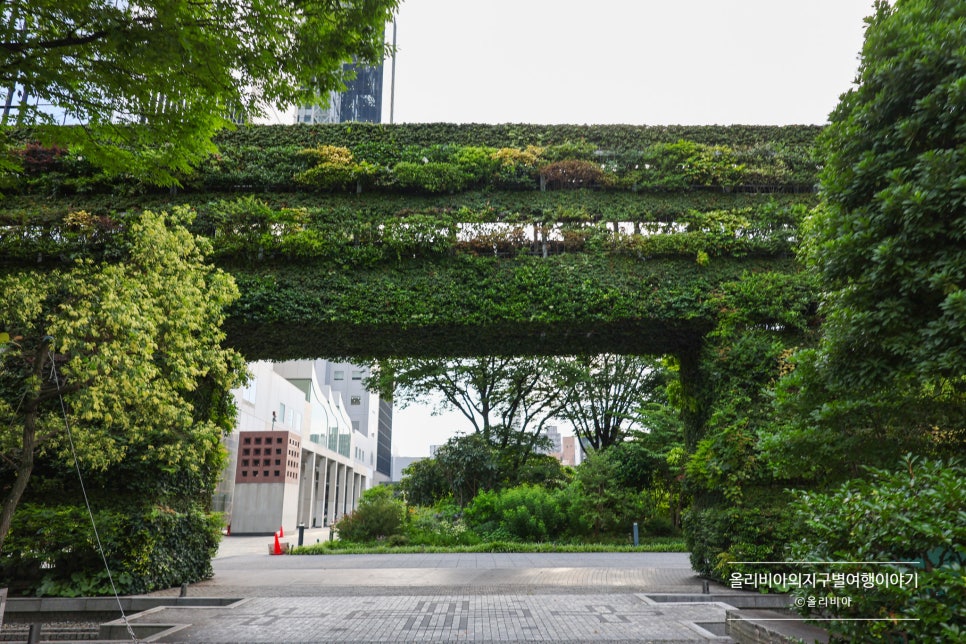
top-left (385, 0), bottom-right (873, 126)
top-left (375, 0), bottom-right (875, 456)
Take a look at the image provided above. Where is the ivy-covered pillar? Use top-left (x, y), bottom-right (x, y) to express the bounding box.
top-left (676, 338), bottom-right (712, 452)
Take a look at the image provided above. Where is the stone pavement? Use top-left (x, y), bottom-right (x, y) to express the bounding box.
top-left (115, 533), bottom-right (755, 642)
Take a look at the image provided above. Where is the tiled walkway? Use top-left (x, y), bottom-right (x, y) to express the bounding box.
top-left (121, 536), bottom-right (739, 642)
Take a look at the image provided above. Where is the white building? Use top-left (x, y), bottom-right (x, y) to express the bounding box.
top-left (214, 360), bottom-right (383, 534)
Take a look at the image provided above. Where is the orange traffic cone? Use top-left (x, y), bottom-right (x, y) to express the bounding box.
top-left (279, 525), bottom-right (284, 538)
top-left (273, 532), bottom-right (282, 555)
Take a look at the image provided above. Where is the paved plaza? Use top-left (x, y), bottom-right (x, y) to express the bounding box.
top-left (114, 530), bottom-right (744, 642)
top-left (6, 531), bottom-right (824, 642)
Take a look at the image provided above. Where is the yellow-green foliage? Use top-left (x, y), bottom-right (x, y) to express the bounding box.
top-left (295, 145), bottom-right (377, 191)
top-left (492, 145), bottom-right (543, 168)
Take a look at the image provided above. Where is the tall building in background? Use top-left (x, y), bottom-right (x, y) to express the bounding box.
top-left (296, 60), bottom-right (384, 124)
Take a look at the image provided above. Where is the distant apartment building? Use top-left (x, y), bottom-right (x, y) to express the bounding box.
top-left (560, 435), bottom-right (581, 466)
top-left (213, 359), bottom-right (390, 533)
top-left (540, 425), bottom-right (563, 455)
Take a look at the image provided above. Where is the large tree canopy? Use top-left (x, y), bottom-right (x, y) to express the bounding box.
top-left (0, 0), bottom-right (397, 182)
top-left (555, 354), bottom-right (666, 451)
top-left (372, 355), bottom-right (566, 456)
top-left (761, 0), bottom-right (966, 479)
top-left (0, 208), bottom-right (247, 551)
top-left (810, 0), bottom-right (966, 390)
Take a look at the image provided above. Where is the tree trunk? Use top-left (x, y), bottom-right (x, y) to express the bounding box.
top-left (0, 416), bottom-right (36, 553)
top-left (0, 338), bottom-right (49, 552)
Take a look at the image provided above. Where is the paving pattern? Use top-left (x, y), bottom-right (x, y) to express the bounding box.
top-left (119, 541), bottom-right (738, 642)
top-left (123, 594), bottom-right (732, 642)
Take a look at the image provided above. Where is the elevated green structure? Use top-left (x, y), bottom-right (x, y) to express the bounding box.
top-left (1, 123), bottom-right (820, 443)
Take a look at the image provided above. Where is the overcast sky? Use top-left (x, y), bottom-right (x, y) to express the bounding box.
top-left (385, 0), bottom-right (874, 126)
top-left (378, 0), bottom-right (875, 456)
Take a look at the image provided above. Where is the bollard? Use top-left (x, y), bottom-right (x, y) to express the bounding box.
top-left (180, 583), bottom-right (188, 597)
top-left (297, 523), bottom-right (306, 547)
top-left (702, 580), bottom-right (710, 594)
top-left (27, 624), bottom-right (41, 644)
top-left (632, 522), bottom-right (639, 547)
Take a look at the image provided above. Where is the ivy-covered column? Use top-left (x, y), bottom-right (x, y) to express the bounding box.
top-left (676, 339), bottom-right (713, 452)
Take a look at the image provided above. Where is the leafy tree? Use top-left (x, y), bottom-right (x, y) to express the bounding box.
top-left (372, 356), bottom-right (567, 460)
top-left (555, 354), bottom-right (667, 451)
top-left (567, 451), bottom-right (641, 539)
top-left (0, 208), bottom-right (246, 551)
top-left (808, 0), bottom-right (965, 400)
top-left (763, 0), bottom-right (966, 481)
top-left (789, 456), bottom-right (966, 642)
top-left (398, 458), bottom-right (448, 507)
top-left (0, 0), bottom-right (398, 183)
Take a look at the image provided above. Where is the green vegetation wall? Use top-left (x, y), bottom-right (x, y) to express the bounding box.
top-left (1, 123), bottom-right (822, 590)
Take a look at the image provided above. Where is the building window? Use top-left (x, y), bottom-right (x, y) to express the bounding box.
top-left (279, 402), bottom-right (286, 422)
top-left (241, 378), bottom-right (256, 404)
top-left (333, 370), bottom-right (345, 381)
top-left (351, 370), bottom-right (363, 380)
top-left (350, 395), bottom-right (361, 406)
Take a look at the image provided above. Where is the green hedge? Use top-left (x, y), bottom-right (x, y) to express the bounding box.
top-left (0, 193), bottom-right (811, 267)
top-left (0, 503), bottom-right (220, 596)
top-left (789, 457), bottom-right (966, 642)
top-left (3, 124), bottom-right (821, 197)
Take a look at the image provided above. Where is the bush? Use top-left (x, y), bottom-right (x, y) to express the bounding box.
top-left (294, 145), bottom-right (377, 191)
top-left (540, 160), bottom-right (609, 190)
top-left (787, 456), bottom-right (966, 642)
top-left (0, 503), bottom-right (220, 596)
top-left (464, 484), bottom-right (567, 542)
top-left (333, 486), bottom-right (406, 543)
top-left (404, 504), bottom-right (479, 547)
top-left (390, 161), bottom-right (469, 193)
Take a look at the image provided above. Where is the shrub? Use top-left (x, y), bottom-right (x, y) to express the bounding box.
top-left (787, 456), bottom-right (966, 642)
top-left (0, 503), bottom-right (219, 596)
top-left (464, 484), bottom-right (567, 542)
top-left (490, 146), bottom-right (544, 189)
top-left (540, 160), bottom-right (609, 190)
top-left (390, 161), bottom-right (470, 193)
top-left (294, 145), bottom-right (377, 191)
top-left (333, 486), bottom-right (406, 543)
top-left (404, 504), bottom-right (479, 547)
top-left (451, 146), bottom-right (498, 187)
